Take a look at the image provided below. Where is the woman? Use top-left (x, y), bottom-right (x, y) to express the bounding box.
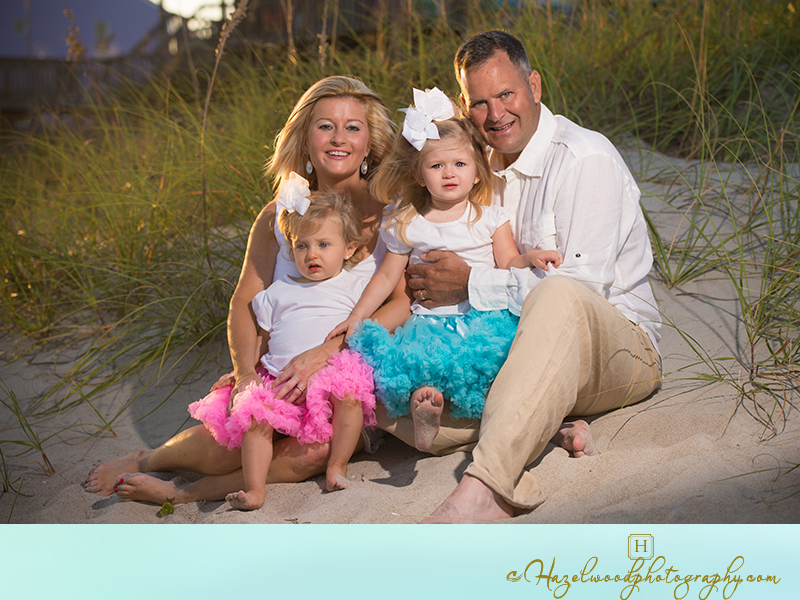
top-left (83, 76), bottom-right (409, 504)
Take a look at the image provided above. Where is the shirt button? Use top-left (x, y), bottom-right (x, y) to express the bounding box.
top-left (575, 253), bottom-right (581, 258)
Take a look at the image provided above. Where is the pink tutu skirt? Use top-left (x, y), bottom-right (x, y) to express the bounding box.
top-left (188, 350), bottom-right (377, 450)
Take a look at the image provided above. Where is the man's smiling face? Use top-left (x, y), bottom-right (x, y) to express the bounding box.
top-left (460, 50), bottom-right (542, 165)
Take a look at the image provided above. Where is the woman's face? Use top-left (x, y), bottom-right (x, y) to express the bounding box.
top-left (305, 96), bottom-right (370, 188)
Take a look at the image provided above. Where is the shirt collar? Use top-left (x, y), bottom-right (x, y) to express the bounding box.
top-left (489, 102), bottom-right (555, 179)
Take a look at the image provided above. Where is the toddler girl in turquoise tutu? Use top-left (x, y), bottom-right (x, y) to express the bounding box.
top-left (189, 182), bottom-right (377, 508)
top-left (328, 88), bottom-right (562, 452)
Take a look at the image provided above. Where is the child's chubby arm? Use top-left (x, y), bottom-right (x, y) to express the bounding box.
top-left (327, 251), bottom-right (410, 340)
top-left (491, 222), bottom-right (521, 270)
top-left (493, 222), bottom-right (563, 271)
top-left (510, 249), bottom-right (563, 271)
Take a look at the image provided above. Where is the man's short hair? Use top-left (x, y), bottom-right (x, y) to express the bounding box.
top-left (454, 30), bottom-right (532, 85)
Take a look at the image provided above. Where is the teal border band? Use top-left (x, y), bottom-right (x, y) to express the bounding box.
top-left (1, 525), bottom-right (796, 599)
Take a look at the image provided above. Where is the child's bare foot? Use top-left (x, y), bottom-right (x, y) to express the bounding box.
top-left (226, 489), bottom-right (265, 511)
top-left (113, 473), bottom-right (187, 504)
top-left (326, 464), bottom-right (349, 492)
top-left (550, 420), bottom-right (596, 457)
top-left (410, 386), bottom-right (444, 452)
top-left (83, 451), bottom-right (148, 496)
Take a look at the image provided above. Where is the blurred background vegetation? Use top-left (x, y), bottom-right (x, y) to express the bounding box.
top-left (0, 0), bottom-right (797, 429)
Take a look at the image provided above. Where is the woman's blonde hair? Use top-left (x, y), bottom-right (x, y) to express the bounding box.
top-left (370, 115), bottom-right (493, 244)
top-left (266, 76), bottom-right (395, 191)
top-left (278, 190), bottom-right (370, 268)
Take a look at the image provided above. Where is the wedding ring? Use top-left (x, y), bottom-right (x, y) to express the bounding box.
top-left (420, 291), bottom-right (426, 301)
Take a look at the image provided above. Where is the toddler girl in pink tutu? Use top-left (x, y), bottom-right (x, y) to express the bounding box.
top-left (188, 177), bottom-right (377, 509)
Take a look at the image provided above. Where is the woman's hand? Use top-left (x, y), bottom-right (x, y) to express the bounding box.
top-left (226, 371), bottom-right (264, 414)
top-left (272, 338), bottom-right (344, 405)
top-left (210, 372), bottom-right (235, 392)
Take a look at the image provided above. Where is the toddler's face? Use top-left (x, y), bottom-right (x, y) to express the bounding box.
top-left (291, 219), bottom-right (357, 281)
top-left (418, 137), bottom-right (480, 211)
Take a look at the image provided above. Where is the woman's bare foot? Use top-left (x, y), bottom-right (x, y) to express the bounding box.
top-left (421, 474), bottom-right (514, 523)
top-left (113, 473), bottom-right (187, 504)
top-left (326, 464), bottom-right (349, 492)
top-left (83, 451), bottom-right (149, 496)
top-left (410, 386), bottom-right (444, 452)
top-left (226, 489), bottom-right (265, 511)
top-left (550, 420), bottom-right (596, 457)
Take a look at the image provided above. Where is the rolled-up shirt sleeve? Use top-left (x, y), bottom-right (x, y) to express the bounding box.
top-left (468, 265), bottom-right (546, 315)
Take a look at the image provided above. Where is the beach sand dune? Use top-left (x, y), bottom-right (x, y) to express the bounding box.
top-left (2, 155), bottom-right (798, 524)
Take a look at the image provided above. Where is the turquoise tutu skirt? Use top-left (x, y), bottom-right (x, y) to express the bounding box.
top-left (348, 310), bottom-right (519, 420)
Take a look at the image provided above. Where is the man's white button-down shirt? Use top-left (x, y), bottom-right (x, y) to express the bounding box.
top-left (468, 103), bottom-right (661, 352)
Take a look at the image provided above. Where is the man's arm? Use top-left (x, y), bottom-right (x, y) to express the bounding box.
top-left (471, 152), bottom-right (632, 314)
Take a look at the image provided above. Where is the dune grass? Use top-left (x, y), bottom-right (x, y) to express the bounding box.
top-left (0, 0), bottom-right (798, 481)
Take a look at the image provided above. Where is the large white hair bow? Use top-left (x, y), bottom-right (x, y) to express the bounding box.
top-left (277, 172), bottom-right (311, 215)
top-left (400, 87), bottom-right (456, 151)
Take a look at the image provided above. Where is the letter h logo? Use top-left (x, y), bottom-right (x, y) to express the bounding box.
top-left (628, 534), bottom-right (654, 560)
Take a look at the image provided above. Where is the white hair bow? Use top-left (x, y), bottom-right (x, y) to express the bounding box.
top-left (400, 87), bottom-right (456, 151)
top-left (277, 172), bottom-right (311, 215)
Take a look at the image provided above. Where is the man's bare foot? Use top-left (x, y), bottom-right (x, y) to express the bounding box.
top-left (410, 386), bottom-right (444, 452)
top-left (113, 473), bottom-right (187, 504)
top-left (226, 489), bottom-right (265, 511)
top-left (326, 464), bottom-right (349, 492)
top-left (83, 451), bottom-right (149, 496)
top-left (421, 474), bottom-right (514, 523)
top-left (550, 420), bottom-right (596, 457)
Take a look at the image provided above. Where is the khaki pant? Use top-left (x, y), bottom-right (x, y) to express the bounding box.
top-left (378, 276), bottom-right (662, 509)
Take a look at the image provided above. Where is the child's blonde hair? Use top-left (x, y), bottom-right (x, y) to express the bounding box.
top-left (278, 190), bottom-right (370, 268)
top-left (370, 115), bottom-right (493, 244)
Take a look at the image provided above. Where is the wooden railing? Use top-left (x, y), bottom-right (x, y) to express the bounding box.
top-left (0, 56), bottom-right (161, 114)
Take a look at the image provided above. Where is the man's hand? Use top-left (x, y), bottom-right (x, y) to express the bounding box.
top-left (406, 250), bottom-right (471, 308)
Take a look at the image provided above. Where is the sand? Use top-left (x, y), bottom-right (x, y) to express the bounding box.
top-left (1, 149), bottom-right (798, 525)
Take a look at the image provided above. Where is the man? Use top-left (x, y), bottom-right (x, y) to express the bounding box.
top-left (389, 30), bottom-right (662, 521)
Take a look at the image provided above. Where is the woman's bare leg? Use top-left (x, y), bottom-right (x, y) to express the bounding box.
top-left (91, 430), bottom-right (361, 504)
top-left (84, 425), bottom-right (241, 496)
top-left (326, 396), bottom-right (364, 492)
